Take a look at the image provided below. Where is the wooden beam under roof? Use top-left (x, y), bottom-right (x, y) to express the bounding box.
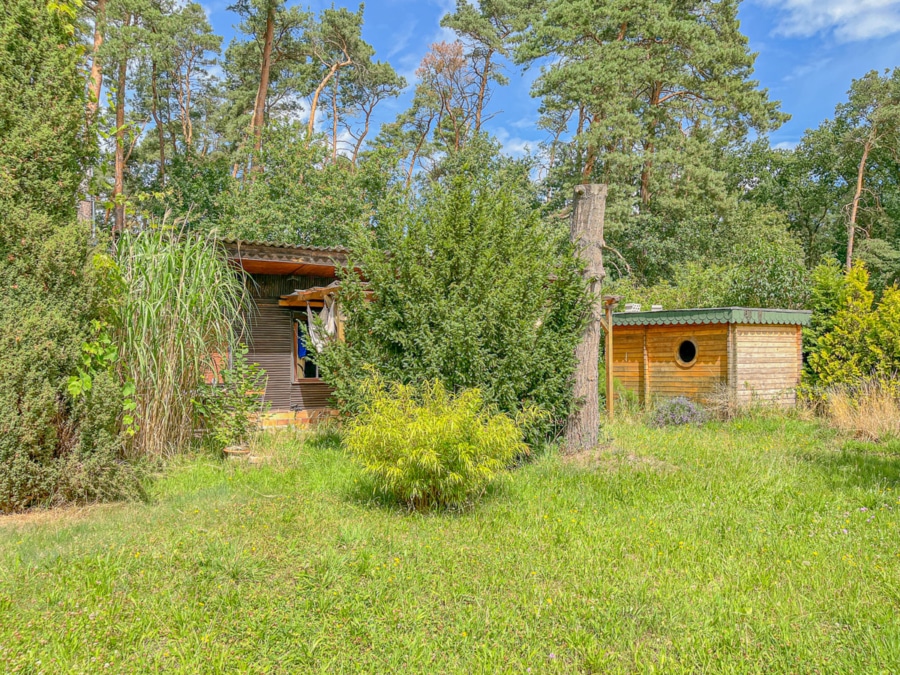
top-left (279, 281), bottom-right (342, 306)
top-left (279, 281), bottom-right (374, 307)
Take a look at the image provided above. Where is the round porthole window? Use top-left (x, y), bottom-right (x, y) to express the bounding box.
top-left (676, 339), bottom-right (697, 366)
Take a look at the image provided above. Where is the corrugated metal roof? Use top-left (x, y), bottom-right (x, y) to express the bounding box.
top-left (612, 307), bottom-right (812, 327)
top-left (220, 238), bottom-right (350, 254)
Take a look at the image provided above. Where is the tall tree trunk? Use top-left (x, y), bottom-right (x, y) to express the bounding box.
top-left (847, 137), bottom-right (873, 270)
top-left (565, 183), bottom-right (607, 453)
top-left (79, 0), bottom-right (108, 225)
top-left (351, 109), bottom-right (371, 165)
top-left (250, 3), bottom-right (275, 158)
top-left (113, 54), bottom-right (128, 232)
top-left (641, 82), bottom-right (663, 208)
top-left (150, 58), bottom-right (166, 187)
top-left (473, 51), bottom-right (492, 132)
top-left (85, 0), bottom-right (107, 125)
top-left (308, 59), bottom-right (350, 140)
top-left (331, 73), bottom-right (339, 162)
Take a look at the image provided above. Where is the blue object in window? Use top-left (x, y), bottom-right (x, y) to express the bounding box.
top-left (297, 322), bottom-right (307, 359)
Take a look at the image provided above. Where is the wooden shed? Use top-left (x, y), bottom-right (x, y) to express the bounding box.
top-left (224, 239), bottom-right (350, 427)
top-left (611, 307), bottom-right (812, 406)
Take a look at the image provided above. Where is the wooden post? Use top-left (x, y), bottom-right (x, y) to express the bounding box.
top-left (565, 184), bottom-right (607, 453)
top-left (605, 299), bottom-right (615, 419)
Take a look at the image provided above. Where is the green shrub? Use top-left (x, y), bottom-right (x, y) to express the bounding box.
top-left (318, 142), bottom-right (588, 439)
top-left (0, 0), bottom-right (141, 512)
top-left (195, 345), bottom-right (270, 450)
top-left (344, 378), bottom-right (528, 509)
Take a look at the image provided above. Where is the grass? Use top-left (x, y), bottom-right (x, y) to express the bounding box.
top-left (2, 417), bottom-right (900, 673)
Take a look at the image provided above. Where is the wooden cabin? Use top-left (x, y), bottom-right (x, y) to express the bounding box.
top-left (611, 307), bottom-right (812, 406)
top-left (225, 239), bottom-right (349, 427)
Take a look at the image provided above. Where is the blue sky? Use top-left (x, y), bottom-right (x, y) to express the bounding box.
top-left (203, 0), bottom-right (900, 154)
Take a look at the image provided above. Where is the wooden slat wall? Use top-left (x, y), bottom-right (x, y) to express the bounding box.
top-left (613, 323), bottom-right (728, 403)
top-left (246, 274), bottom-right (337, 412)
top-left (733, 324), bottom-right (802, 405)
top-left (291, 381), bottom-right (334, 410)
top-left (247, 299), bottom-right (293, 410)
top-left (645, 324), bottom-right (728, 399)
top-left (612, 327), bottom-right (646, 402)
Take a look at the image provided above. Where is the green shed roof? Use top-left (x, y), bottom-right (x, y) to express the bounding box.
top-left (612, 307), bottom-right (812, 327)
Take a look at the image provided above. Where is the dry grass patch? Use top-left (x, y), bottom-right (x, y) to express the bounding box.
top-left (0, 502), bottom-right (124, 531)
top-left (826, 378), bottom-right (900, 441)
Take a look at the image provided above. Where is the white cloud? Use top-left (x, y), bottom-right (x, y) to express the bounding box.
top-left (386, 21), bottom-right (417, 60)
top-left (782, 57), bottom-right (833, 81)
top-left (494, 127), bottom-right (534, 157)
top-left (757, 0), bottom-right (900, 42)
top-left (773, 140), bottom-right (799, 150)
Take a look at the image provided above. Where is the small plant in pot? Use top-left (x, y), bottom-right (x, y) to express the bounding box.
top-left (195, 345), bottom-right (269, 456)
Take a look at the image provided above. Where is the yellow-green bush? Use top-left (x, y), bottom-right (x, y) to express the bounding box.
top-left (343, 378), bottom-right (527, 509)
top-left (807, 262), bottom-right (900, 388)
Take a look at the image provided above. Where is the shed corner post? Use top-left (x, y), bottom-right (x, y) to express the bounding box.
top-left (642, 324), bottom-right (650, 406)
top-left (727, 322), bottom-right (737, 399)
top-left (603, 296), bottom-right (621, 420)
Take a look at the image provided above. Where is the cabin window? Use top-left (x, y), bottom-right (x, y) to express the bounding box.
top-left (676, 338), bottom-right (698, 366)
top-left (292, 312), bottom-right (320, 381)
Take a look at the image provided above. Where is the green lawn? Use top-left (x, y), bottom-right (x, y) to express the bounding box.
top-left (2, 417), bottom-right (900, 673)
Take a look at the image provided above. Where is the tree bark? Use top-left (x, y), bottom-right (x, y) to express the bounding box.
top-left (565, 183), bottom-right (607, 454)
top-left (250, 3), bottom-right (275, 158)
top-left (473, 51), bottom-right (492, 133)
top-left (85, 0), bottom-right (107, 125)
top-left (113, 54), bottom-right (128, 232)
top-left (79, 0), bottom-right (108, 225)
top-left (150, 58), bottom-right (166, 187)
top-left (847, 137), bottom-right (873, 270)
top-left (331, 73), bottom-right (339, 162)
top-left (307, 59), bottom-right (350, 140)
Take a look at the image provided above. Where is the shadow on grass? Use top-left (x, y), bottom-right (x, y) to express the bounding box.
top-left (341, 473), bottom-right (508, 518)
top-left (802, 439), bottom-right (900, 491)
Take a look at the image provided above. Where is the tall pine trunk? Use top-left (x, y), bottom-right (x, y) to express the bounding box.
top-left (150, 58), bottom-right (166, 187)
top-left (113, 54), bottom-right (127, 231)
top-left (250, 3), bottom-right (275, 159)
top-left (847, 137), bottom-right (873, 270)
top-left (79, 0), bottom-right (108, 224)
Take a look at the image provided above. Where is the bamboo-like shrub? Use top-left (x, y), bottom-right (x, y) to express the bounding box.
top-left (114, 229), bottom-right (248, 458)
top-left (344, 377), bottom-right (528, 509)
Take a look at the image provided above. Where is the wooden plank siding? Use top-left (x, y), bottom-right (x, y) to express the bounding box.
top-left (612, 323), bottom-right (729, 404)
top-left (612, 321), bottom-right (803, 407)
top-left (245, 274), bottom-right (336, 412)
top-left (645, 324), bottom-right (728, 400)
top-left (733, 324), bottom-right (802, 405)
top-left (611, 327), bottom-right (646, 401)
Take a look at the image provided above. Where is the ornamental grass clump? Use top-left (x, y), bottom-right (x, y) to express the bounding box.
top-left (344, 378), bottom-right (527, 510)
top-left (114, 229), bottom-right (248, 458)
top-left (650, 396), bottom-right (707, 428)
